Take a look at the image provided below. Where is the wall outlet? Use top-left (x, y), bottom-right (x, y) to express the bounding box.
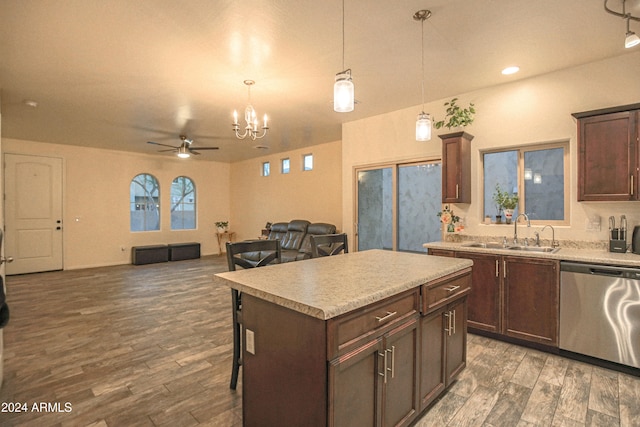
top-left (246, 329), bottom-right (255, 355)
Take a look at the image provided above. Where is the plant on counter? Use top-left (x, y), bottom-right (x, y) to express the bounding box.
top-left (437, 205), bottom-right (461, 232)
top-left (434, 98), bottom-right (476, 130)
top-left (492, 184), bottom-right (518, 223)
top-left (215, 221), bottom-right (229, 233)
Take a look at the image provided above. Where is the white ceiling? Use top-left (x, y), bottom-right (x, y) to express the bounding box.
top-left (1, 0), bottom-right (638, 162)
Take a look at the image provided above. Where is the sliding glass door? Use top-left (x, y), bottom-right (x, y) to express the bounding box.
top-left (356, 160), bottom-right (441, 253)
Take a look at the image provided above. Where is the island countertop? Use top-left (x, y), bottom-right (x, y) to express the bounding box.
top-left (213, 249), bottom-right (473, 320)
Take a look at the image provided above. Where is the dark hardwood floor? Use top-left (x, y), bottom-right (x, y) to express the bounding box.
top-left (0, 255), bottom-right (638, 426)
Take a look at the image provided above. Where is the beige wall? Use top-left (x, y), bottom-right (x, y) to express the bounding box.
top-left (3, 138), bottom-right (230, 269)
top-left (229, 140), bottom-right (342, 241)
top-left (342, 51), bottom-right (640, 247)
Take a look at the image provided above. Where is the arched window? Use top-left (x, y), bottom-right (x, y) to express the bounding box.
top-left (171, 176), bottom-right (196, 230)
top-left (130, 173), bottom-right (160, 231)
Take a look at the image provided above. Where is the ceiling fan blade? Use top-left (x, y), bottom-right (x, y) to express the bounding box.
top-left (158, 148), bottom-right (178, 152)
top-left (189, 150), bottom-right (202, 155)
top-left (147, 141), bottom-right (179, 149)
top-left (190, 146), bottom-right (219, 150)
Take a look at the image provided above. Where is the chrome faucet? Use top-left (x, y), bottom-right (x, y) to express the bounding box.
top-left (513, 213), bottom-right (530, 244)
top-left (541, 225), bottom-right (559, 248)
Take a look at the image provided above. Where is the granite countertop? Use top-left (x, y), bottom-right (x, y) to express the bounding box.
top-left (213, 249), bottom-right (472, 320)
top-left (423, 241), bottom-right (640, 268)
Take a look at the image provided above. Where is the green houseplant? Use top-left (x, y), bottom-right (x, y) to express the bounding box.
top-left (492, 184), bottom-right (518, 224)
top-left (434, 98), bottom-right (476, 130)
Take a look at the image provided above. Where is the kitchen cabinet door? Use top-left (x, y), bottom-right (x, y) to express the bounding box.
top-left (440, 132), bottom-right (473, 204)
top-left (503, 256), bottom-right (559, 345)
top-left (382, 318), bottom-right (419, 427)
top-left (455, 252), bottom-right (501, 333)
top-left (445, 297), bottom-right (467, 383)
top-left (577, 110), bottom-right (639, 201)
top-left (329, 338), bottom-right (383, 427)
top-left (418, 309), bottom-right (445, 410)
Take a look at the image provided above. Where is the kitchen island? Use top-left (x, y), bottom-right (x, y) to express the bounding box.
top-left (214, 249), bottom-right (473, 427)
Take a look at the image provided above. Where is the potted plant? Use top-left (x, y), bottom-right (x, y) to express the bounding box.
top-left (215, 221), bottom-right (229, 233)
top-left (434, 98), bottom-right (476, 130)
top-left (492, 184), bottom-right (518, 224)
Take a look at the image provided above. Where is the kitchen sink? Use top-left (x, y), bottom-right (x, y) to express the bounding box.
top-left (507, 246), bottom-right (560, 253)
top-left (461, 242), bottom-right (506, 249)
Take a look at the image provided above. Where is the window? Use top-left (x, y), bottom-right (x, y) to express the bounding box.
top-left (483, 142), bottom-right (569, 224)
top-left (356, 160), bottom-right (441, 253)
top-left (130, 173), bottom-right (160, 231)
top-left (171, 176), bottom-right (196, 230)
top-left (281, 158), bottom-right (290, 174)
top-left (303, 154), bottom-right (313, 171)
top-left (262, 162), bottom-right (270, 177)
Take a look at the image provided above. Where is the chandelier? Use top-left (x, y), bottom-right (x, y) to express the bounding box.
top-left (604, 0), bottom-right (640, 48)
top-left (232, 80), bottom-right (269, 140)
top-left (414, 9), bottom-right (432, 141)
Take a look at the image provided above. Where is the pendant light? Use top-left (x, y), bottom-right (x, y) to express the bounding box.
top-left (334, 0), bottom-right (354, 112)
top-left (604, 0), bottom-right (640, 49)
top-left (414, 9), bottom-right (432, 141)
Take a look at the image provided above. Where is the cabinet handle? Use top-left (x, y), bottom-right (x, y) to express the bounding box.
top-left (495, 260), bottom-right (499, 277)
top-left (388, 346), bottom-right (395, 379)
top-left (444, 285), bottom-right (460, 293)
top-left (632, 175), bottom-right (635, 196)
top-left (444, 311), bottom-right (452, 336)
top-left (378, 351), bottom-right (387, 383)
top-left (375, 311), bottom-right (397, 323)
top-left (503, 260), bottom-right (507, 279)
top-left (456, 184), bottom-right (459, 199)
top-left (452, 310), bottom-right (456, 335)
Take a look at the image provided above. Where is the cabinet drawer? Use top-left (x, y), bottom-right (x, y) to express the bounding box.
top-left (328, 289), bottom-right (419, 359)
top-left (422, 270), bottom-right (471, 314)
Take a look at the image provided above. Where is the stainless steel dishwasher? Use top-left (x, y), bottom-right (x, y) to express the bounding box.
top-left (560, 261), bottom-right (640, 369)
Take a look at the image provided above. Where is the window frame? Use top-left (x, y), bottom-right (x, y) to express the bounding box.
top-left (262, 161), bottom-right (270, 177)
top-left (170, 176), bottom-right (196, 230)
top-left (130, 173), bottom-right (161, 232)
top-left (281, 158), bottom-right (290, 174)
top-left (481, 141), bottom-right (570, 226)
top-left (303, 154), bottom-right (313, 171)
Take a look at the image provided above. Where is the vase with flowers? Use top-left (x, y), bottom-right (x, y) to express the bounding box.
top-left (437, 205), bottom-right (460, 233)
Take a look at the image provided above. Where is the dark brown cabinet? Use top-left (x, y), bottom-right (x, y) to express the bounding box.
top-left (455, 251), bottom-right (501, 333)
top-left (418, 270), bottom-right (470, 410)
top-left (503, 256), bottom-right (559, 346)
top-left (428, 248), bottom-right (560, 347)
top-left (574, 105), bottom-right (640, 201)
top-left (440, 131), bottom-right (473, 203)
top-left (329, 317), bottom-right (419, 427)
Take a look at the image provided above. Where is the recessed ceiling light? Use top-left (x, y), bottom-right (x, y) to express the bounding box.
top-left (24, 100), bottom-right (38, 108)
top-left (501, 66), bottom-right (520, 75)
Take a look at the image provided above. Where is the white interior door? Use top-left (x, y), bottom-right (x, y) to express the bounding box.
top-left (5, 154), bottom-right (63, 275)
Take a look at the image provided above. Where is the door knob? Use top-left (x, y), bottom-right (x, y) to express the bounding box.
top-left (0, 256), bottom-right (14, 265)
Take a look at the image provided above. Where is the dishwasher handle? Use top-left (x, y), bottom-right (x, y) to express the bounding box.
top-left (561, 261), bottom-right (640, 279)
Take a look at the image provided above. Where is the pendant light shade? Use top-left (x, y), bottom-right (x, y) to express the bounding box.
top-left (334, 69), bottom-right (354, 113)
top-left (416, 112), bottom-right (432, 142)
top-left (625, 29), bottom-right (640, 48)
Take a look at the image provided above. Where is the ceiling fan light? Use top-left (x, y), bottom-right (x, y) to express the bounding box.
top-left (416, 112), bottom-right (432, 142)
top-left (177, 146), bottom-right (190, 158)
top-left (625, 31), bottom-right (640, 48)
top-left (334, 70), bottom-right (354, 113)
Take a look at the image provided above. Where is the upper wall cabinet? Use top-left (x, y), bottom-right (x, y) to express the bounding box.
top-left (573, 104), bottom-right (640, 201)
top-left (440, 131), bottom-right (473, 204)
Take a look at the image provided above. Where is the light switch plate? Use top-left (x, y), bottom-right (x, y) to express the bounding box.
top-left (246, 329), bottom-right (255, 355)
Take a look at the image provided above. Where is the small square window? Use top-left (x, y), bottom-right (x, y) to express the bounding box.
top-left (281, 158), bottom-right (290, 174)
top-left (303, 154), bottom-right (313, 171)
top-left (262, 162), bottom-right (270, 177)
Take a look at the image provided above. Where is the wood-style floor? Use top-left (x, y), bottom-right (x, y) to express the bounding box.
top-left (0, 255), bottom-right (638, 426)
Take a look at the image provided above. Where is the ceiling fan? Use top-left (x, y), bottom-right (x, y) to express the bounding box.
top-left (147, 135), bottom-right (219, 158)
